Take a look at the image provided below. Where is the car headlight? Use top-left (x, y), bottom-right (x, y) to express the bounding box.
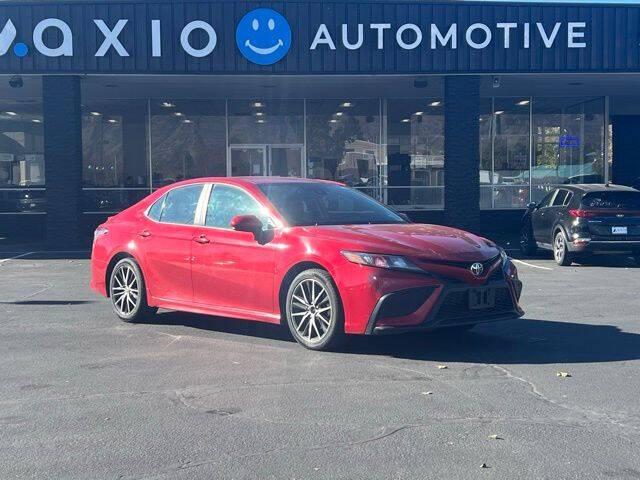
top-left (341, 251), bottom-right (423, 273)
top-left (499, 247), bottom-right (508, 266)
top-left (499, 248), bottom-right (518, 278)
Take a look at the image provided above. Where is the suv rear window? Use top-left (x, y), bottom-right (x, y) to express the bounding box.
top-left (581, 191), bottom-right (640, 210)
top-left (552, 190), bottom-right (569, 206)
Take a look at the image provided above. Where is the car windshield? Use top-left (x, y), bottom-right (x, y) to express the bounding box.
top-left (258, 182), bottom-right (406, 226)
top-left (581, 191), bottom-right (640, 210)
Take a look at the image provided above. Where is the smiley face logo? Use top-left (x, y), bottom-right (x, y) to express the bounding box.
top-left (236, 8), bottom-right (291, 65)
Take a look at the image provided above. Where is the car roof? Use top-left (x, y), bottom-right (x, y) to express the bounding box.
top-left (163, 176), bottom-right (340, 188)
top-left (560, 184), bottom-right (638, 194)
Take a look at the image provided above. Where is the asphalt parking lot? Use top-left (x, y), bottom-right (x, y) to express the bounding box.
top-left (1, 249), bottom-right (639, 479)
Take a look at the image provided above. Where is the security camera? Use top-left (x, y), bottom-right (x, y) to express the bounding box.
top-left (9, 76), bottom-right (23, 88)
top-left (492, 76), bottom-right (501, 89)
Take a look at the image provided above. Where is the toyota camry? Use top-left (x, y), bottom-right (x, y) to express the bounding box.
top-left (90, 177), bottom-right (524, 350)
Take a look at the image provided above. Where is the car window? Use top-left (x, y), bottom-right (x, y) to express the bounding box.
top-left (563, 192), bottom-right (574, 206)
top-left (205, 184), bottom-right (267, 229)
top-left (147, 195), bottom-right (165, 221)
top-left (539, 190), bottom-right (557, 208)
top-left (581, 191), bottom-right (640, 210)
top-left (159, 184), bottom-right (203, 225)
top-left (258, 182), bottom-right (405, 226)
top-left (552, 190), bottom-right (568, 207)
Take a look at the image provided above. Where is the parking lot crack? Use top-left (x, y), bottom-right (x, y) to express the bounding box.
top-left (492, 365), bottom-right (640, 436)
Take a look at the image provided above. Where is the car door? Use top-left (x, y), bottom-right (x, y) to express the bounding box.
top-left (549, 188), bottom-right (571, 234)
top-left (191, 183), bottom-right (276, 315)
top-left (532, 189), bottom-right (558, 244)
top-left (138, 183), bottom-right (206, 303)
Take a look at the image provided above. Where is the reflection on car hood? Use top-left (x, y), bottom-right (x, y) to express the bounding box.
top-left (302, 223), bottom-right (499, 262)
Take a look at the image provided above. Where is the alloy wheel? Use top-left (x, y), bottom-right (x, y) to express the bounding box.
top-left (289, 278), bottom-right (333, 343)
top-left (111, 264), bottom-right (140, 316)
top-left (554, 233), bottom-right (564, 263)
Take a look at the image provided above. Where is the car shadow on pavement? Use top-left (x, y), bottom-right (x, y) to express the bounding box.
top-left (0, 300), bottom-right (96, 305)
top-left (347, 319), bottom-right (640, 364)
top-left (151, 310), bottom-right (295, 343)
top-left (150, 311), bottom-right (640, 364)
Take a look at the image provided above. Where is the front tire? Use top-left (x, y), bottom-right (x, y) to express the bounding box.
top-left (109, 258), bottom-right (156, 323)
top-left (553, 231), bottom-right (573, 266)
top-left (285, 269), bottom-right (344, 351)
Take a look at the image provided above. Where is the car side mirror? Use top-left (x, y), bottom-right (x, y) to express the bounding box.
top-left (230, 215), bottom-right (263, 237)
top-left (526, 202), bottom-right (538, 210)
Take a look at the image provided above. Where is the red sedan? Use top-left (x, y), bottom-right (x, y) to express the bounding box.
top-left (90, 177), bottom-right (524, 350)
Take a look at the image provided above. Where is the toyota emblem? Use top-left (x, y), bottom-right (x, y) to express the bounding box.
top-left (470, 262), bottom-right (484, 277)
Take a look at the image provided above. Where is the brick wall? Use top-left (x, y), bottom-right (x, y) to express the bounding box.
top-left (443, 76), bottom-right (480, 233)
top-left (43, 76), bottom-right (83, 249)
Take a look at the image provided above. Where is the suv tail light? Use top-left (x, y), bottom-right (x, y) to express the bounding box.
top-left (569, 209), bottom-right (597, 218)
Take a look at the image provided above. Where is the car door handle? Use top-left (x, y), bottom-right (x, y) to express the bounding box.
top-left (194, 235), bottom-right (210, 244)
top-left (138, 230), bottom-right (151, 238)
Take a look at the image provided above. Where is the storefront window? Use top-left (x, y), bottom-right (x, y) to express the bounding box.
top-left (306, 99), bottom-right (380, 200)
top-left (532, 97), bottom-right (605, 202)
top-left (479, 99), bottom-right (494, 209)
top-left (386, 99), bottom-right (444, 210)
top-left (151, 100), bottom-right (226, 187)
top-left (480, 96), bottom-right (606, 209)
top-left (0, 101), bottom-right (45, 213)
top-left (228, 100), bottom-right (303, 177)
top-left (491, 98), bottom-right (531, 209)
top-left (82, 100), bottom-right (149, 212)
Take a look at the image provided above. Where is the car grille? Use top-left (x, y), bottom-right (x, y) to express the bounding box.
top-left (434, 286), bottom-right (514, 327)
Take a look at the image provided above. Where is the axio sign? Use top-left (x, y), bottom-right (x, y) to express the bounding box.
top-left (0, 9), bottom-right (587, 65)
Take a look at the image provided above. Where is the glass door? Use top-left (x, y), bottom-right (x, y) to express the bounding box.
top-left (268, 144), bottom-right (304, 177)
top-left (229, 145), bottom-right (266, 176)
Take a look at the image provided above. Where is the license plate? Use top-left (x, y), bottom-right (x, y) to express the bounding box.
top-left (469, 288), bottom-right (495, 310)
top-left (612, 226), bottom-right (627, 235)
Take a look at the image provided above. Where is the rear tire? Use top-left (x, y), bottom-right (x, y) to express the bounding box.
top-left (520, 223), bottom-right (537, 256)
top-left (285, 269), bottom-right (344, 351)
top-left (109, 258), bottom-right (156, 323)
top-left (553, 231), bottom-right (573, 266)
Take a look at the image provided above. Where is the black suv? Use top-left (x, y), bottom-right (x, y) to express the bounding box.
top-left (521, 184), bottom-right (640, 266)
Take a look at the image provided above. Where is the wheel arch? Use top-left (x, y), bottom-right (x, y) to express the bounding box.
top-left (104, 252), bottom-right (137, 297)
top-left (553, 222), bottom-right (570, 241)
top-left (277, 261), bottom-right (340, 326)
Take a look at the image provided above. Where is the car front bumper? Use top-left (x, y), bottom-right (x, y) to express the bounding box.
top-left (364, 278), bottom-right (524, 335)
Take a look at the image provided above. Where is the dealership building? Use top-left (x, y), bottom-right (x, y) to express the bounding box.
top-left (1, 0), bottom-right (639, 247)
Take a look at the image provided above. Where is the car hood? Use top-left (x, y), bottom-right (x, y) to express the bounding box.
top-left (301, 223), bottom-right (499, 262)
